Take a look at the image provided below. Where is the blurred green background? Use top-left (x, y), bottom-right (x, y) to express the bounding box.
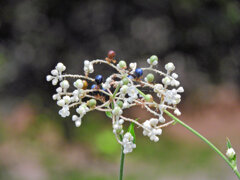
top-left (0, 0), bottom-right (240, 179)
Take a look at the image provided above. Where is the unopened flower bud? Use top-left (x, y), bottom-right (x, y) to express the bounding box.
top-left (118, 60), bottom-right (127, 69)
top-left (87, 99), bottom-right (97, 108)
top-left (60, 80), bottom-right (70, 89)
top-left (149, 55), bottom-right (158, 65)
top-left (145, 94), bottom-right (153, 102)
top-left (120, 85), bottom-right (128, 94)
top-left (165, 62), bottom-right (175, 71)
top-left (122, 78), bottom-right (129, 85)
top-left (46, 75), bottom-right (53, 81)
top-left (117, 100), bottom-right (123, 108)
top-left (57, 99), bottom-right (65, 107)
top-left (74, 79), bottom-right (83, 89)
top-left (56, 62), bottom-right (66, 72)
top-left (146, 73), bottom-right (154, 83)
top-left (226, 148), bottom-right (235, 159)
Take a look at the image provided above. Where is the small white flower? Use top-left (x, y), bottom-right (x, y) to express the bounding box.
top-left (226, 148), bottom-right (235, 159)
top-left (74, 79), bottom-right (83, 89)
top-left (63, 95), bottom-right (71, 104)
top-left (57, 99), bottom-right (65, 107)
top-left (102, 77), bottom-right (112, 89)
top-left (52, 94), bottom-right (61, 100)
top-left (123, 100), bottom-right (130, 109)
top-left (127, 86), bottom-right (138, 102)
top-left (159, 116), bottom-right (165, 123)
top-left (56, 62), bottom-right (66, 72)
top-left (174, 108), bottom-right (181, 116)
top-left (46, 63), bottom-right (67, 85)
top-left (129, 62), bottom-right (137, 73)
top-left (59, 105), bottom-right (70, 118)
top-left (162, 77), bottom-right (171, 86)
top-left (51, 69), bottom-right (58, 76)
top-left (112, 106), bottom-right (123, 116)
top-left (60, 80), bottom-right (70, 89)
top-left (113, 118), bottom-right (124, 135)
top-left (52, 78), bottom-right (58, 85)
top-left (72, 115), bottom-right (82, 127)
top-left (164, 89), bottom-right (181, 105)
top-left (154, 84), bottom-right (163, 93)
top-left (165, 62), bottom-right (175, 72)
top-left (46, 75), bottom-right (54, 82)
top-left (75, 120), bottom-right (81, 127)
top-left (177, 87), bottom-right (184, 93)
top-left (171, 73), bottom-right (178, 79)
top-left (120, 85), bottom-right (128, 94)
top-left (76, 105), bottom-right (88, 116)
top-left (56, 87), bottom-right (62, 93)
top-left (84, 60), bottom-right (94, 74)
top-left (129, 62), bottom-right (136, 70)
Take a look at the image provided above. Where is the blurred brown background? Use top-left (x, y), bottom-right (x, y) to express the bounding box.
top-left (0, 0), bottom-right (240, 179)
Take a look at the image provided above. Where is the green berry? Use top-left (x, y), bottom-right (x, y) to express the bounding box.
top-left (146, 73), bottom-right (154, 83)
top-left (150, 55), bottom-right (158, 63)
top-left (119, 60), bottom-right (127, 69)
top-left (145, 94), bottom-right (153, 102)
top-left (88, 99), bottom-right (96, 108)
top-left (122, 77), bottom-right (129, 85)
top-left (116, 100), bottom-right (123, 108)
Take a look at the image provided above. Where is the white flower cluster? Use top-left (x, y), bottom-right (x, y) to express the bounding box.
top-left (84, 60), bottom-right (94, 74)
top-left (72, 104), bottom-right (89, 127)
top-left (143, 118), bottom-right (162, 142)
top-left (102, 77), bottom-right (112, 89)
top-left (122, 132), bottom-right (136, 154)
top-left (113, 118), bottom-right (124, 135)
top-left (46, 52), bottom-right (184, 154)
top-left (46, 63), bottom-right (66, 85)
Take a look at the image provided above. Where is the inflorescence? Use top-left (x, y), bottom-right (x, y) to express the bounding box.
top-left (46, 51), bottom-right (184, 154)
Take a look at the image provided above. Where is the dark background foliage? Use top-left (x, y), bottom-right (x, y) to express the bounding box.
top-left (0, 0), bottom-right (239, 98)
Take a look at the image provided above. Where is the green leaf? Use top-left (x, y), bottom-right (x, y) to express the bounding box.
top-left (226, 138), bottom-right (232, 149)
top-left (233, 154), bottom-right (237, 162)
top-left (105, 111), bottom-right (112, 118)
top-left (128, 122), bottom-right (136, 143)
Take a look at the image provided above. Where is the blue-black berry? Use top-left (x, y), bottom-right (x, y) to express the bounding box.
top-left (91, 84), bottom-right (97, 89)
top-left (127, 74), bottom-right (135, 80)
top-left (95, 75), bottom-right (103, 84)
top-left (135, 68), bottom-right (143, 78)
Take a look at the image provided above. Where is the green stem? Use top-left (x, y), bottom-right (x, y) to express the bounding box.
top-left (119, 135), bottom-right (125, 180)
top-left (113, 84), bottom-right (121, 99)
top-left (111, 84), bottom-right (125, 180)
top-left (164, 109), bottom-right (240, 179)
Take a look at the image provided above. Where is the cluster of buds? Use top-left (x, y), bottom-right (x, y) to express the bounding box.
top-left (46, 51), bottom-right (184, 154)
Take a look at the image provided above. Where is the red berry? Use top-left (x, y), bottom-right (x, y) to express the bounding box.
top-left (108, 50), bottom-right (116, 59)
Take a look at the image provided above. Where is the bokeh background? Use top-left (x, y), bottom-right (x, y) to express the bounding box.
top-left (0, 0), bottom-right (240, 179)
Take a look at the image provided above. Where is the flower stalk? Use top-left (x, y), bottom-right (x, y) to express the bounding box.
top-left (119, 135), bottom-right (125, 180)
top-left (46, 51), bottom-right (240, 179)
